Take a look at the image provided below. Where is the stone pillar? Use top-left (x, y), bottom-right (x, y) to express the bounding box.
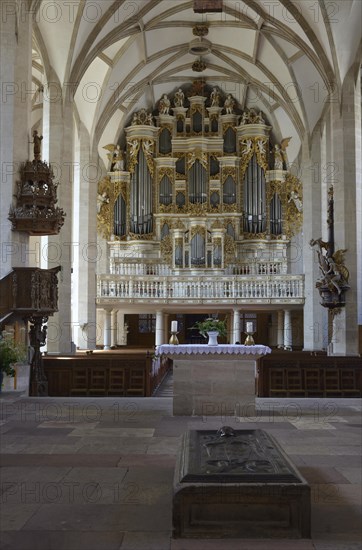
top-left (117, 312), bottom-right (127, 345)
top-left (42, 75), bottom-right (73, 353)
top-left (277, 310), bottom-right (284, 349)
top-left (73, 123), bottom-right (98, 349)
top-left (164, 313), bottom-right (170, 342)
top-left (111, 310), bottom-right (118, 348)
top-left (0, 3), bottom-right (32, 277)
top-left (301, 128), bottom-right (325, 351)
top-left (232, 309), bottom-right (241, 344)
top-left (330, 67), bottom-right (361, 355)
top-left (155, 311), bottom-right (164, 346)
top-left (284, 310), bottom-right (292, 351)
top-left (103, 310), bottom-right (112, 350)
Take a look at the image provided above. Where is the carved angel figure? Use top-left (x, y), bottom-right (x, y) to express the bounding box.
top-left (103, 144), bottom-right (124, 171)
top-left (128, 139), bottom-right (139, 159)
top-left (288, 190), bottom-right (303, 212)
top-left (310, 238), bottom-right (349, 295)
top-left (257, 139), bottom-right (266, 155)
top-left (142, 140), bottom-right (154, 155)
top-left (97, 192), bottom-right (109, 214)
top-left (241, 139), bottom-right (253, 156)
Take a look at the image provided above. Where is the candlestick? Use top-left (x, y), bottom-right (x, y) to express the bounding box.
top-left (244, 322), bottom-right (255, 346)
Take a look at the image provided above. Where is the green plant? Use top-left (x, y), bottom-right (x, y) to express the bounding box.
top-left (190, 317), bottom-right (227, 338)
top-left (0, 338), bottom-right (26, 377)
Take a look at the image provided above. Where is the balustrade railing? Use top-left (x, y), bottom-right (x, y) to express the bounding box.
top-left (110, 261), bottom-right (286, 276)
top-left (97, 274), bottom-right (304, 302)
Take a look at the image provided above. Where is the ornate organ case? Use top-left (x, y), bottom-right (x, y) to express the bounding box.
top-left (97, 87), bottom-right (302, 274)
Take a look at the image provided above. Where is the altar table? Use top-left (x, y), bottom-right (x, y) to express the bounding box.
top-left (157, 344), bottom-right (271, 416)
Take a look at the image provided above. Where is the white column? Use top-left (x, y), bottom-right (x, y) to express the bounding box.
top-left (43, 77), bottom-right (73, 353)
top-left (330, 67), bottom-right (360, 355)
top-left (277, 310), bottom-right (284, 349)
top-left (111, 310), bottom-right (118, 348)
top-left (117, 312), bottom-right (127, 345)
top-left (284, 310), bottom-right (292, 351)
top-left (232, 309), bottom-right (240, 344)
top-left (0, 3), bottom-right (32, 277)
top-left (103, 310), bottom-right (112, 350)
top-left (164, 313), bottom-right (170, 340)
top-left (301, 128), bottom-right (325, 351)
top-left (73, 122), bottom-right (98, 349)
top-left (155, 311), bottom-right (164, 346)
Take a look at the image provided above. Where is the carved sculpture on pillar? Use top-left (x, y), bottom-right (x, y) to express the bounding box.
top-left (310, 186), bottom-right (350, 310)
top-left (28, 316), bottom-right (49, 396)
top-left (32, 130), bottom-right (43, 161)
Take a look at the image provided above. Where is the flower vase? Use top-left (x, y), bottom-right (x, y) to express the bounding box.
top-left (207, 331), bottom-right (219, 346)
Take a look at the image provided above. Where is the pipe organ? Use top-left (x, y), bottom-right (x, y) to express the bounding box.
top-left (97, 85), bottom-right (303, 273)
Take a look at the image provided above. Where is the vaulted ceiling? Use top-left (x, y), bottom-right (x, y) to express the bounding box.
top-left (30, 0), bottom-right (361, 168)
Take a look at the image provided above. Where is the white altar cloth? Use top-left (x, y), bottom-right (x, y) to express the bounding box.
top-left (157, 344), bottom-right (271, 356)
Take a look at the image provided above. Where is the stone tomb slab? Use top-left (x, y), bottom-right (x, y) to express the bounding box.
top-left (173, 428), bottom-right (311, 539)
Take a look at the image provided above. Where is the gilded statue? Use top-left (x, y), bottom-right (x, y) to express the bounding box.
top-left (103, 144), bottom-right (124, 171)
top-left (174, 89), bottom-right (184, 107)
top-left (310, 239), bottom-right (349, 297)
top-left (273, 137), bottom-right (291, 170)
top-left (158, 94), bottom-right (171, 114)
top-left (224, 94), bottom-right (235, 114)
top-left (210, 87), bottom-right (220, 107)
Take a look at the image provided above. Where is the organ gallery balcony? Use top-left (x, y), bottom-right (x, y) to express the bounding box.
top-left (96, 273), bottom-right (304, 306)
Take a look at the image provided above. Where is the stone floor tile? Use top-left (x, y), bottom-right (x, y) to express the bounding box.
top-left (0, 503), bottom-right (41, 531)
top-left (23, 503), bottom-right (172, 532)
top-left (0, 530), bottom-right (125, 550)
top-left (336, 467), bottom-right (362, 484)
top-left (117, 453), bottom-right (176, 468)
top-left (298, 466), bottom-right (351, 484)
top-left (146, 436), bottom-right (182, 455)
top-left (0, 453), bottom-right (122, 467)
top-left (311, 504), bottom-right (362, 534)
top-left (120, 531), bottom-right (171, 550)
top-left (171, 539), bottom-right (315, 549)
top-left (313, 541), bottom-right (362, 550)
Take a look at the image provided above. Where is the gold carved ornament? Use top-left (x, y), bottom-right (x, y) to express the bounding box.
top-left (157, 167), bottom-right (175, 213)
top-left (159, 204), bottom-right (176, 214)
top-left (187, 150), bottom-right (208, 170)
top-left (97, 176), bottom-right (130, 241)
top-left (221, 168), bottom-right (237, 213)
top-left (222, 122), bottom-right (236, 134)
top-left (191, 225), bottom-right (205, 238)
top-left (224, 234), bottom-right (236, 265)
top-left (284, 173), bottom-right (303, 238)
top-left (239, 138), bottom-right (268, 180)
top-left (127, 139), bottom-right (141, 174)
top-left (97, 176), bottom-right (112, 240)
top-left (160, 234), bottom-right (173, 264)
top-left (141, 139), bottom-right (155, 177)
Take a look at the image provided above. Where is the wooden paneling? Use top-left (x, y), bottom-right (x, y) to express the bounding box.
top-left (44, 352), bottom-right (171, 397)
top-left (257, 352), bottom-right (362, 397)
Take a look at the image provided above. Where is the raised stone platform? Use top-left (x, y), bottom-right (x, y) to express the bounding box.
top-left (173, 428), bottom-right (311, 539)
